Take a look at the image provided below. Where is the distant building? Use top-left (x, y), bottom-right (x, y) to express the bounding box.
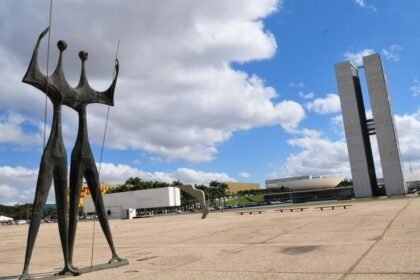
top-left (406, 170), bottom-right (420, 184)
top-left (84, 187), bottom-right (181, 219)
top-left (225, 182), bottom-right (260, 194)
top-left (406, 170), bottom-right (420, 191)
top-left (265, 175), bottom-right (344, 191)
top-left (79, 183), bottom-right (119, 207)
top-left (0, 215), bottom-right (13, 224)
top-left (335, 54), bottom-right (405, 197)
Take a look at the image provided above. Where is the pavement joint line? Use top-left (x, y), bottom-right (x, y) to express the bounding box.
top-left (342, 271), bottom-right (420, 275)
top-left (144, 267), bottom-right (420, 276)
top-left (245, 243), bottom-right (377, 247)
top-left (123, 242), bottom-right (381, 248)
top-left (141, 268), bottom-right (420, 277)
top-left (274, 229), bottom-right (387, 234)
top-left (126, 268), bottom-right (346, 275)
top-left (339, 200), bottom-right (411, 280)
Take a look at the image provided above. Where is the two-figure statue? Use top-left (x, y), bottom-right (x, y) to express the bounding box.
top-left (19, 27), bottom-right (124, 280)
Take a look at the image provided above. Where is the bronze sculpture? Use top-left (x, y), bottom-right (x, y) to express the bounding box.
top-left (67, 50), bottom-right (123, 270)
top-left (20, 27), bottom-right (78, 279)
top-left (20, 27), bottom-right (124, 279)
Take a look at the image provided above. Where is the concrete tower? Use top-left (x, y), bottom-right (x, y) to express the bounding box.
top-left (335, 54), bottom-right (405, 197)
top-left (363, 54), bottom-right (405, 195)
top-left (335, 61), bottom-right (378, 197)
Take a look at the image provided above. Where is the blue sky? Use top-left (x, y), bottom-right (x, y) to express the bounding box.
top-left (0, 0), bottom-right (419, 204)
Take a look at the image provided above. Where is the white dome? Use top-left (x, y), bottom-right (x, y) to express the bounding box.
top-left (281, 176), bottom-right (344, 191)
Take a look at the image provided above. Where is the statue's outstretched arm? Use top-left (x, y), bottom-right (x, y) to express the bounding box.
top-left (95, 58), bottom-right (119, 106)
top-left (22, 27), bottom-right (49, 91)
top-left (77, 52), bottom-right (119, 106)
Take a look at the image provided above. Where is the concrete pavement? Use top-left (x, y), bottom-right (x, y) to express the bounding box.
top-left (1, 199), bottom-right (420, 279)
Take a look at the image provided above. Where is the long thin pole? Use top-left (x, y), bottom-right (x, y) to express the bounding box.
top-left (90, 40), bottom-right (120, 268)
top-left (89, 213), bottom-right (96, 268)
top-left (43, 0), bottom-right (53, 148)
top-left (98, 40), bottom-right (120, 177)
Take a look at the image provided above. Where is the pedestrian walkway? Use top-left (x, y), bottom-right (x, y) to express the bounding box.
top-left (1, 199), bottom-right (420, 279)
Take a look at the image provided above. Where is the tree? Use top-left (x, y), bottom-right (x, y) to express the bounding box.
top-left (209, 181), bottom-right (228, 207)
top-left (107, 178), bottom-right (170, 194)
top-left (172, 180), bottom-right (183, 186)
top-left (125, 177), bottom-right (142, 186)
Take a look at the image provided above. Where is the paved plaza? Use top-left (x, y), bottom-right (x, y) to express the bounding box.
top-left (1, 198), bottom-right (420, 279)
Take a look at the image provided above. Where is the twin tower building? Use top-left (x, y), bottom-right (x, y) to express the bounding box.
top-left (335, 54), bottom-right (405, 197)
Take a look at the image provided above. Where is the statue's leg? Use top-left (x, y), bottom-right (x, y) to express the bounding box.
top-left (178, 185), bottom-right (210, 219)
top-left (19, 159), bottom-right (53, 280)
top-left (84, 163), bottom-right (124, 263)
top-left (68, 160), bottom-right (84, 271)
top-left (54, 160), bottom-right (79, 276)
top-left (200, 197), bottom-right (210, 219)
top-left (191, 189), bottom-right (210, 219)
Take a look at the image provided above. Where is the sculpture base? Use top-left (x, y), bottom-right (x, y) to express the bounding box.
top-left (32, 259), bottom-right (129, 279)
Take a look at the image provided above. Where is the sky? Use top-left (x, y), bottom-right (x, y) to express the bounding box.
top-left (0, 0), bottom-right (419, 205)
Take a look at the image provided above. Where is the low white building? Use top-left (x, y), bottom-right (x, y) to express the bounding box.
top-left (406, 170), bottom-right (420, 184)
top-left (406, 170), bottom-right (420, 190)
top-left (0, 215), bottom-right (13, 223)
top-left (84, 187), bottom-right (181, 219)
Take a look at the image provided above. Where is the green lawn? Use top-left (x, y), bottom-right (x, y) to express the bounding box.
top-left (222, 193), bottom-right (418, 209)
top-left (224, 195), bottom-right (264, 206)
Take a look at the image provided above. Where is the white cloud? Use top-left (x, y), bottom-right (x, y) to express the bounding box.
top-left (97, 163), bottom-right (236, 185)
top-left (330, 115), bottom-right (343, 127)
top-left (295, 128), bottom-right (323, 138)
top-left (354, 0), bottom-right (377, 11)
top-left (0, 185), bottom-right (18, 204)
top-left (381, 45), bottom-right (402, 62)
top-left (0, 0), bottom-right (305, 163)
top-left (395, 110), bottom-right (420, 169)
top-left (283, 132), bottom-right (350, 177)
top-left (0, 166), bottom-right (39, 205)
top-left (239, 172), bottom-right (251, 178)
top-left (0, 163), bottom-right (236, 204)
top-left (0, 112), bottom-right (43, 147)
top-left (344, 49), bottom-right (375, 67)
top-left (306, 94), bottom-right (341, 115)
top-left (289, 82), bottom-right (305, 88)
top-left (410, 78), bottom-right (420, 97)
top-left (298, 91), bottom-right (315, 99)
top-left (344, 46), bottom-right (401, 67)
top-left (330, 114), bottom-right (344, 135)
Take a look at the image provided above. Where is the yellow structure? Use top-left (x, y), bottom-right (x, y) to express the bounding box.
top-left (79, 183), bottom-right (119, 207)
top-left (225, 182), bottom-right (260, 194)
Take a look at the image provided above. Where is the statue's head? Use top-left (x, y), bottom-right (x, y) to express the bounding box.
top-left (57, 40), bottom-right (67, 51)
top-left (79, 51), bottom-right (88, 62)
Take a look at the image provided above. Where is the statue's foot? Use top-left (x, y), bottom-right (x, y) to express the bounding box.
top-left (69, 263), bottom-right (79, 273)
top-left (108, 254), bottom-right (126, 264)
top-left (55, 265), bottom-right (80, 276)
top-left (18, 272), bottom-right (31, 280)
top-left (202, 207), bottom-right (210, 219)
